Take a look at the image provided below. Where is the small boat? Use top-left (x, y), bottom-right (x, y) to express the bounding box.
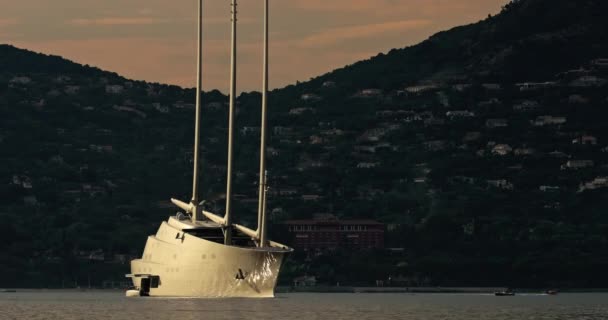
top-left (495, 290), bottom-right (515, 296)
top-left (545, 289), bottom-right (559, 295)
top-left (125, 289), bottom-right (141, 297)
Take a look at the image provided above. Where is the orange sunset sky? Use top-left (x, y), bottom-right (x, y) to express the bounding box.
top-left (1, 0), bottom-right (506, 92)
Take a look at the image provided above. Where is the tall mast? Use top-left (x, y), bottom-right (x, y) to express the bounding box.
top-left (224, 0), bottom-right (238, 245)
top-left (257, 0), bottom-right (269, 247)
top-left (190, 0), bottom-right (204, 223)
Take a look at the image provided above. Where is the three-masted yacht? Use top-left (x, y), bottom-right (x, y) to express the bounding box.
top-left (126, 0), bottom-right (292, 298)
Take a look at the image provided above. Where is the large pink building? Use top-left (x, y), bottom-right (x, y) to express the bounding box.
top-left (284, 216), bottom-right (384, 251)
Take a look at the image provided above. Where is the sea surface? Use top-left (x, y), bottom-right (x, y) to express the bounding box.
top-left (1, 291), bottom-right (607, 320)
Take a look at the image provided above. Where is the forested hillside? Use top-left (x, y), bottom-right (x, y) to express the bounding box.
top-left (1, 0), bottom-right (607, 288)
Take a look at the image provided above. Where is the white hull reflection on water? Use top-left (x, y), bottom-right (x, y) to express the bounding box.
top-left (1, 291), bottom-right (608, 319)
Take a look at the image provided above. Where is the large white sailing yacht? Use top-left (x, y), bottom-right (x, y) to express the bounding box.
top-left (126, 0), bottom-right (293, 298)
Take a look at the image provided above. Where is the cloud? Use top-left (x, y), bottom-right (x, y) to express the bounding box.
top-left (296, 19), bottom-right (432, 48)
top-left (289, 0), bottom-right (393, 12)
top-left (67, 17), bottom-right (170, 26)
top-left (0, 18), bottom-right (18, 27)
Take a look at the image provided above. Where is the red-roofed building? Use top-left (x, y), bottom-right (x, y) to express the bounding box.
top-left (284, 215), bottom-right (384, 251)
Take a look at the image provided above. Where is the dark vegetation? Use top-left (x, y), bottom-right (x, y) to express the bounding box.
top-left (1, 0), bottom-right (608, 288)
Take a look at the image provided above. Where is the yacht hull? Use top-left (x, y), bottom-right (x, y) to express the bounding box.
top-left (129, 221), bottom-right (289, 298)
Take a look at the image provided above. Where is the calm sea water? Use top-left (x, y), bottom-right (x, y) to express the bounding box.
top-left (1, 291), bottom-right (607, 320)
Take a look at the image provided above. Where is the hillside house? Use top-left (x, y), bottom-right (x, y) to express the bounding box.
top-left (569, 76), bottom-right (607, 87)
top-left (437, 91), bottom-right (450, 107)
top-left (153, 103), bottom-right (170, 113)
top-left (301, 195), bottom-right (322, 201)
top-left (549, 151), bottom-right (569, 158)
top-left (206, 102), bottom-right (223, 110)
top-left (533, 116), bottom-right (567, 126)
top-left (273, 126), bottom-right (293, 136)
top-left (492, 144), bottom-right (513, 156)
top-left (31, 99), bottom-right (46, 108)
top-left (89, 144), bottom-right (114, 153)
top-left (569, 94), bottom-right (589, 104)
top-left (592, 58), bottom-right (608, 68)
top-left (146, 85), bottom-right (159, 96)
top-left (452, 176), bottom-right (476, 184)
top-left (49, 155), bottom-right (63, 164)
top-left (355, 145), bottom-right (377, 153)
top-left (487, 179), bottom-right (514, 190)
top-left (479, 98), bottom-right (501, 107)
top-left (293, 276), bottom-right (317, 287)
top-left (486, 119), bottom-right (508, 128)
top-left (446, 110), bottom-right (475, 118)
top-left (54, 75), bottom-right (71, 83)
top-left (23, 196), bottom-right (38, 206)
top-left (357, 162), bottom-right (380, 169)
top-left (10, 76), bottom-right (32, 85)
top-left (463, 132), bottom-right (482, 142)
top-left (562, 160), bottom-right (594, 170)
top-left (376, 110), bottom-right (395, 118)
top-left (579, 177), bottom-right (608, 192)
top-left (240, 126), bottom-right (260, 136)
top-left (424, 118), bottom-right (446, 126)
top-left (425, 140), bottom-right (448, 151)
top-left (275, 188), bottom-right (298, 197)
top-left (572, 135), bottom-right (598, 145)
top-left (12, 175), bottom-right (33, 189)
top-left (87, 250), bottom-right (105, 262)
top-left (267, 147), bottom-right (279, 157)
top-left (544, 202), bottom-right (562, 210)
top-left (405, 84), bottom-right (439, 94)
top-left (301, 93), bottom-right (321, 102)
top-left (513, 100), bottom-right (541, 112)
top-left (539, 186), bottom-right (560, 192)
top-left (310, 136), bottom-right (326, 145)
top-left (289, 107), bottom-right (314, 115)
top-left (105, 85), bottom-right (124, 94)
top-left (414, 177), bottom-right (427, 183)
top-left (173, 101), bottom-right (195, 109)
top-left (482, 83), bottom-right (501, 90)
top-left (359, 128), bottom-right (388, 142)
top-left (310, 161), bottom-right (327, 168)
top-left (64, 85), bottom-right (80, 95)
top-left (47, 89), bottom-right (61, 97)
top-left (358, 89), bottom-right (383, 97)
top-left (514, 148), bottom-right (536, 156)
top-left (516, 82), bottom-right (557, 91)
top-left (321, 129), bottom-right (345, 137)
top-left (452, 84), bottom-right (472, 92)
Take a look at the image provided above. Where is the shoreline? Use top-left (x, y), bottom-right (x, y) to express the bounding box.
top-left (3, 287), bottom-right (608, 294)
top-left (279, 287), bottom-right (608, 294)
